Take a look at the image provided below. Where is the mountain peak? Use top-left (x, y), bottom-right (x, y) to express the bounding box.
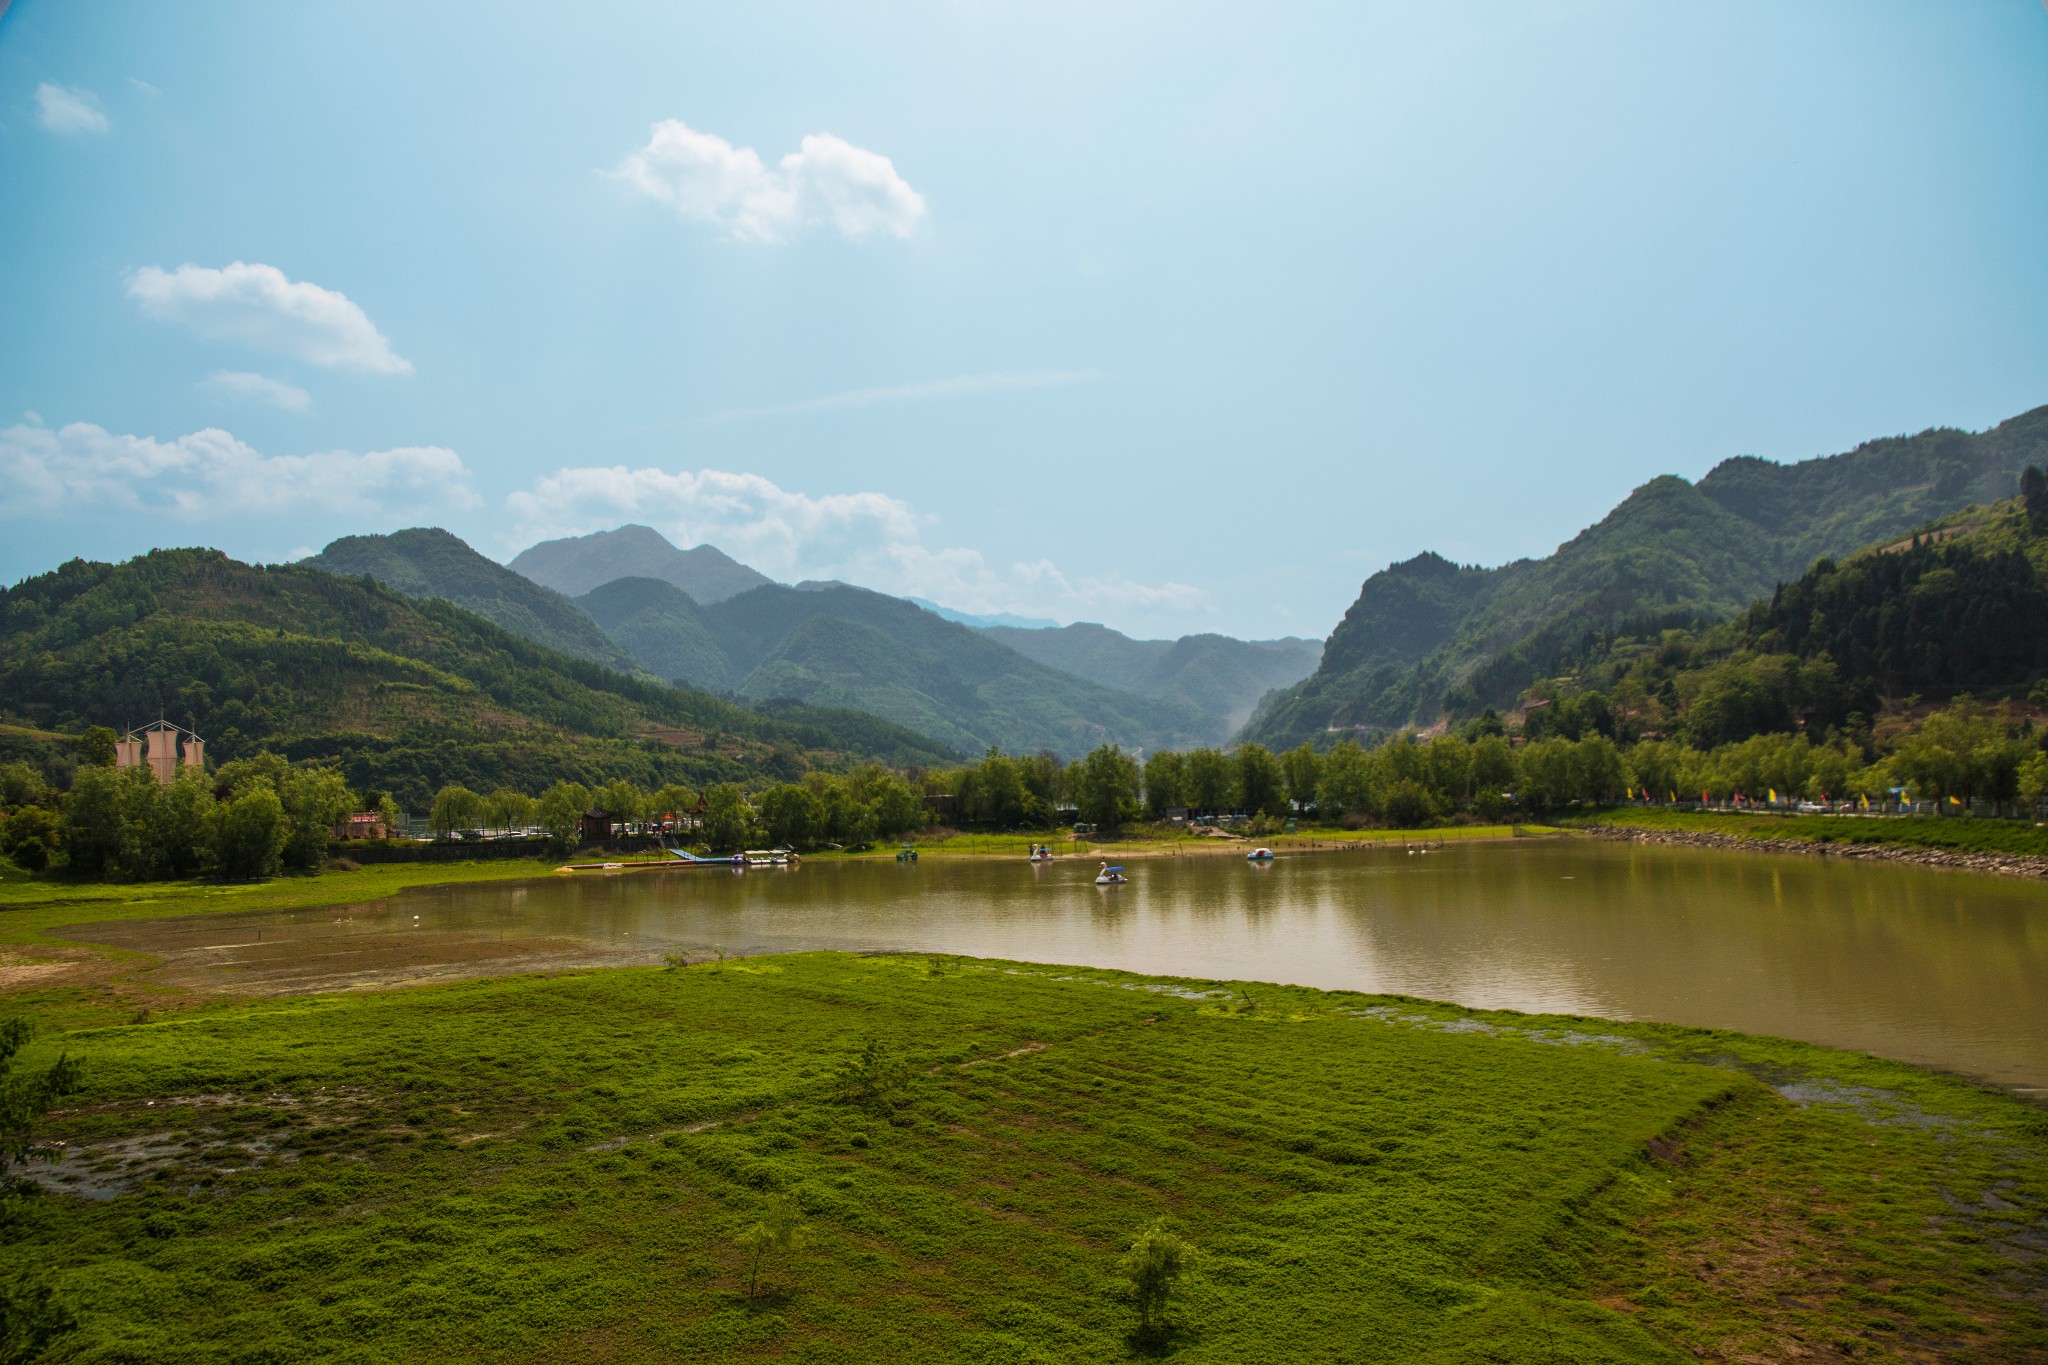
top-left (509, 526), bottom-right (775, 603)
top-left (299, 527), bottom-right (643, 674)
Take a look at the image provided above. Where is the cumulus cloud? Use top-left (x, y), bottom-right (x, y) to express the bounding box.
top-left (0, 419), bottom-right (476, 519)
top-left (127, 262), bottom-right (413, 375)
top-left (36, 83), bottom-right (108, 134)
top-left (202, 370), bottom-right (312, 412)
top-left (613, 120), bottom-right (925, 242)
top-left (506, 465), bottom-right (1200, 622)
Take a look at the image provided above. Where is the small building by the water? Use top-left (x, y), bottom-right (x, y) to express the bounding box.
top-left (333, 812), bottom-right (390, 841)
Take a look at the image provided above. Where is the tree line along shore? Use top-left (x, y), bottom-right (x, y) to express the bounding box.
top-left (3, 691), bottom-right (2045, 886)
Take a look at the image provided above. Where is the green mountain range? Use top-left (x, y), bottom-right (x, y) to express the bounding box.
top-left (0, 549), bottom-right (953, 806)
top-left (304, 528), bottom-right (643, 675)
top-left (577, 577), bottom-right (1216, 756)
top-left (1245, 404), bottom-right (2048, 748)
top-left (301, 528), bottom-right (1223, 755)
top-left (509, 525), bottom-right (774, 603)
top-left (1531, 479), bottom-right (2048, 750)
top-left (979, 622), bottom-right (1321, 734)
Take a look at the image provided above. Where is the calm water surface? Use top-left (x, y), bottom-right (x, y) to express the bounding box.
top-left (79, 841), bottom-right (2048, 1091)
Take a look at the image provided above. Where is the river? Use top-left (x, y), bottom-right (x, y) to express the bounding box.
top-left (71, 839), bottom-right (2048, 1092)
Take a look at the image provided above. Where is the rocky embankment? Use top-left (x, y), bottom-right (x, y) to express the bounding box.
top-left (1584, 823), bottom-right (2048, 880)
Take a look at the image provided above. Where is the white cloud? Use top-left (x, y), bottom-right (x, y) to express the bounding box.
top-left (707, 369), bottom-right (1100, 424)
top-left (126, 262), bottom-right (413, 375)
top-left (36, 83), bottom-right (108, 134)
top-left (128, 78), bottom-right (161, 97)
top-left (505, 465), bottom-right (1201, 622)
top-left (0, 419), bottom-right (476, 519)
top-left (613, 120), bottom-right (925, 242)
top-left (202, 370), bottom-right (312, 412)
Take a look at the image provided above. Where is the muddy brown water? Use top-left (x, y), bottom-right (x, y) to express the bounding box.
top-left (67, 840), bottom-right (2048, 1092)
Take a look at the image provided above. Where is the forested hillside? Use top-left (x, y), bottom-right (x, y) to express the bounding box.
top-left (576, 577), bottom-right (735, 692)
top-left (0, 550), bottom-right (952, 806)
top-left (1518, 477), bottom-right (2048, 751)
top-left (580, 580), bottom-right (1217, 757)
top-left (1247, 404), bottom-right (2048, 747)
top-left (980, 621), bottom-right (1320, 734)
top-left (303, 528), bottom-right (643, 674)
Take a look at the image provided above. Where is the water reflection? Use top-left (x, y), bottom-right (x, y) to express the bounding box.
top-left (70, 840), bottom-right (2048, 1091)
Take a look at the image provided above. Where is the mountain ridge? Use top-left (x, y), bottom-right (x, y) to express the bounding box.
top-left (981, 622), bottom-right (1322, 734)
top-left (578, 579), bottom-right (1218, 757)
top-left (303, 528), bottom-right (643, 675)
top-left (0, 548), bottom-right (955, 806)
top-left (1244, 403), bottom-right (2048, 747)
top-left (510, 525), bottom-right (773, 603)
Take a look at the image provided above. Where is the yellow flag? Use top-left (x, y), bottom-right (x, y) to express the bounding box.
top-left (1768, 788), bottom-right (1778, 803)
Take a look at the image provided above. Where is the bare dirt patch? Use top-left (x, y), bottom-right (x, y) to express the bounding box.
top-left (27, 1088), bottom-right (384, 1200)
top-left (0, 954), bottom-right (81, 988)
top-left (56, 915), bottom-right (653, 996)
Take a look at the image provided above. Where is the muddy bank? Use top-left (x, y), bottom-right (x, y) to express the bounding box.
top-left (1585, 823), bottom-right (2048, 880)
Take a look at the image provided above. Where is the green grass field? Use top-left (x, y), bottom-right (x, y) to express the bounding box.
top-left (2, 953), bottom-right (2041, 1363)
top-left (1582, 807), bottom-right (2048, 857)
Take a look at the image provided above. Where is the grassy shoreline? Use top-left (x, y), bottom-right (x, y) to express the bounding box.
top-left (1, 950), bottom-right (2040, 1362)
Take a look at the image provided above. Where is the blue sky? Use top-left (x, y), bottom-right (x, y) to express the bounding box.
top-left (3, 1), bottom-right (2045, 641)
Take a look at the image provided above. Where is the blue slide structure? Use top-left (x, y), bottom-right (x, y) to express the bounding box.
top-left (667, 847), bottom-right (745, 865)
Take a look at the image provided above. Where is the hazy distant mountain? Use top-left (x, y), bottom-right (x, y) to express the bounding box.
top-left (302, 528), bottom-right (643, 674)
top-left (908, 598), bottom-right (1061, 630)
top-left (982, 622), bottom-right (1322, 735)
top-left (1244, 403), bottom-right (2048, 747)
top-left (579, 578), bottom-right (1215, 757)
top-left (510, 525), bottom-right (773, 603)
